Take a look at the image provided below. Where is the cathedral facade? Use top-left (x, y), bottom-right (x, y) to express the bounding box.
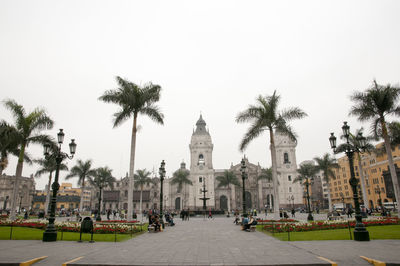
top-left (101, 115), bottom-right (304, 213)
top-left (162, 115), bottom-right (304, 212)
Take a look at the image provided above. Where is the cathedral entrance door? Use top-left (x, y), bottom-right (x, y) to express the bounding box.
top-left (175, 197), bottom-right (181, 210)
top-left (245, 191), bottom-right (252, 210)
top-left (220, 195), bottom-right (228, 210)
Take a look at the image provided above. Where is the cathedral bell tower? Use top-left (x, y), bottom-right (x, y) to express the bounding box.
top-left (188, 115), bottom-right (215, 209)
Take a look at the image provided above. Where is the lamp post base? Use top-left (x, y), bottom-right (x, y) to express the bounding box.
top-left (354, 229), bottom-right (370, 241)
top-left (43, 230), bottom-right (57, 242)
top-left (307, 213), bottom-right (314, 221)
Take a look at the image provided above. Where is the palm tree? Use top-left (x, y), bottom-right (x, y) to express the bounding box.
top-left (65, 159), bottom-right (97, 212)
top-left (34, 157), bottom-right (68, 215)
top-left (170, 168), bottom-right (192, 209)
top-left (236, 91), bottom-right (307, 219)
top-left (313, 153), bottom-right (339, 212)
top-left (133, 169), bottom-right (153, 218)
top-left (294, 163), bottom-right (319, 221)
top-left (99, 76), bottom-right (164, 220)
top-left (90, 167), bottom-right (116, 221)
top-left (349, 80), bottom-right (400, 217)
top-left (335, 129), bottom-right (375, 209)
top-left (216, 170), bottom-right (240, 215)
top-left (0, 122), bottom-right (25, 175)
top-left (3, 99), bottom-right (53, 220)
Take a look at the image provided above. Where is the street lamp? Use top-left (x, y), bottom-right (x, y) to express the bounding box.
top-left (159, 160), bottom-right (166, 228)
top-left (240, 158), bottom-right (247, 216)
top-left (18, 192), bottom-right (23, 214)
top-left (340, 192), bottom-right (345, 213)
top-left (375, 186), bottom-right (383, 213)
top-left (42, 129), bottom-right (76, 242)
top-left (304, 176), bottom-right (314, 221)
top-left (329, 122), bottom-right (369, 241)
top-left (291, 195), bottom-right (294, 209)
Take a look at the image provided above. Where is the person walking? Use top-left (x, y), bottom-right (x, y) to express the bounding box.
top-left (208, 209), bottom-right (212, 219)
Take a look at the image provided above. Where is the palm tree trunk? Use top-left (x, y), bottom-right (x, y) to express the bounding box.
top-left (10, 144), bottom-right (25, 220)
top-left (381, 120), bottom-right (400, 218)
top-left (139, 184), bottom-right (143, 221)
top-left (227, 184), bottom-right (231, 215)
top-left (44, 172), bottom-right (53, 215)
top-left (79, 179), bottom-right (85, 212)
top-left (127, 113), bottom-right (138, 221)
top-left (326, 182), bottom-right (333, 212)
top-left (357, 153), bottom-right (369, 209)
top-left (270, 130), bottom-right (280, 219)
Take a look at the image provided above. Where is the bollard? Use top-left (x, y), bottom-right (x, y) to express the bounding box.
top-left (9, 223), bottom-right (13, 240)
top-left (114, 224), bottom-right (117, 242)
top-left (347, 221), bottom-right (352, 240)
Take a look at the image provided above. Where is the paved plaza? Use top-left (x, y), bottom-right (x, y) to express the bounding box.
top-left (0, 216), bottom-right (399, 265)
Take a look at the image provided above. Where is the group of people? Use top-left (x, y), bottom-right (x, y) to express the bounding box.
top-left (180, 209), bottom-right (190, 220)
top-left (241, 215), bottom-right (258, 231)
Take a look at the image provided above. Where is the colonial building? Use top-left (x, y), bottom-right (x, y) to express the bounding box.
top-left (0, 174), bottom-right (35, 212)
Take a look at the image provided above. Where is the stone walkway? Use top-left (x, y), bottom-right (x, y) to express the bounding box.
top-left (0, 217), bottom-right (399, 265)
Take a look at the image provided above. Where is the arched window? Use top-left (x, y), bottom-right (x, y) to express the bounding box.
top-left (198, 154), bottom-right (205, 165)
top-left (284, 153), bottom-right (289, 164)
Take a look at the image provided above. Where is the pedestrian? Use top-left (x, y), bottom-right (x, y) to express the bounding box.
top-left (208, 209), bottom-right (212, 219)
top-left (291, 208), bottom-right (295, 218)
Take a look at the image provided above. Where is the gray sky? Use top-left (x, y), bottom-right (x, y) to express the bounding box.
top-left (1, 0), bottom-right (399, 190)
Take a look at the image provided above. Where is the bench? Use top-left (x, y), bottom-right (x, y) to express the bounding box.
top-left (249, 225), bottom-right (256, 232)
top-left (148, 225), bottom-right (155, 232)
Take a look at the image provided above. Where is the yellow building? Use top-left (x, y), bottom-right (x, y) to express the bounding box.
top-left (33, 183), bottom-right (92, 211)
top-left (331, 142), bottom-right (400, 210)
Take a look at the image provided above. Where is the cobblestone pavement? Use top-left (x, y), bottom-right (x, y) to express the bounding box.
top-left (0, 216), bottom-right (399, 265)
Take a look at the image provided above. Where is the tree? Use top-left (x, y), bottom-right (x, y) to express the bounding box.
top-left (335, 129), bottom-right (375, 209)
top-left (170, 168), bottom-right (192, 209)
top-left (133, 169), bottom-right (153, 218)
top-left (65, 159), bottom-right (97, 212)
top-left (34, 156), bottom-right (68, 215)
top-left (3, 99), bottom-right (53, 220)
top-left (0, 121), bottom-right (28, 175)
top-left (313, 153), bottom-right (339, 212)
top-left (349, 80), bottom-right (400, 217)
top-left (99, 76), bottom-right (164, 220)
top-left (216, 170), bottom-right (240, 215)
top-left (236, 91), bottom-right (307, 219)
top-left (294, 163), bottom-right (319, 221)
top-left (90, 167), bottom-right (116, 221)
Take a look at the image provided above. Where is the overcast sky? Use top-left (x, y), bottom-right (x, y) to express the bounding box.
top-left (1, 1), bottom-right (399, 190)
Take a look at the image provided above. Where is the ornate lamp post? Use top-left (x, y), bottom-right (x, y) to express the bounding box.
top-left (42, 129), bottom-right (76, 242)
top-left (159, 160), bottom-right (166, 227)
top-left (291, 195), bottom-right (294, 209)
top-left (375, 186), bottom-right (383, 213)
top-left (240, 158), bottom-right (247, 216)
top-left (340, 192), bottom-right (345, 212)
top-left (18, 192), bottom-right (23, 214)
top-left (329, 122), bottom-right (369, 241)
top-left (304, 176), bottom-right (313, 221)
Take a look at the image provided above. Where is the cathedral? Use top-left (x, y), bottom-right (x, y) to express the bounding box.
top-left (162, 115), bottom-right (304, 212)
top-left (101, 115), bottom-right (304, 213)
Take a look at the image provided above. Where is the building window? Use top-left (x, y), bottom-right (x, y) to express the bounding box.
top-left (146, 203), bottom-right (149, 208)
top-left (125, 190), bottom-right (128, 197)
top-left (289, 187), bottom-right (292, 192)
top-left (288, 175), bottom-right (291, 181)
top-left (368, 189), bottom-right (371, 195)
top-left (199, 177), bottom-right (202, 183)
top-left (284, 153), bottom-right (289, 164)
top-left (134, 203), bottom-right (136, 208)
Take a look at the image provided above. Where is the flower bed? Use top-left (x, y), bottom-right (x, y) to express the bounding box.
top-left (0, 219), bottom-right (143, 234)
top-left (262, 217), bottom-right (399, 233)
